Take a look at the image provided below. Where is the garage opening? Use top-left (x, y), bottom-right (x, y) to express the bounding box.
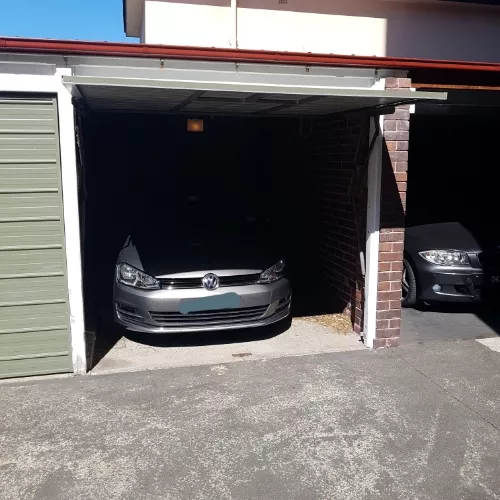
top-left (403, 91), bottom-right (500, 343)
top-left (79, 111), bottom-right (365, 350)
top-left (64, 76), bottom-right (442, 367)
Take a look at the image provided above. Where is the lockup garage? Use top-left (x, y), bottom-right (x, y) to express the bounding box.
top-left (0, 39), bottom-right (445, 377)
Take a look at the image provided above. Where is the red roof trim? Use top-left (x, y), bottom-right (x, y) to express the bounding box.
top-left (2, 37), bottom-right (500, 73)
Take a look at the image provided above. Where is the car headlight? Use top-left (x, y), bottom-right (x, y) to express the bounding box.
top-left (419, 250), bottom-right (470, 266)
top-left (259, 260), bottom-right (286, 284)
top-left (116, 263), bottom-right (160, 290)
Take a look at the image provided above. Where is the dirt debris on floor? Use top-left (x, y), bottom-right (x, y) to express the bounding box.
top-left (299, 313), bottom-right (354, 334)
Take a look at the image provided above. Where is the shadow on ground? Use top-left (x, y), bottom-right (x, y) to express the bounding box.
top-left (126, 317), bottom-right (292, 349)
top-left (417, 302), bottom-right (500, 335)
top-left (89, 316), bottom-right (292, 371)
top-left (401, 302), bottom-right (500, 345)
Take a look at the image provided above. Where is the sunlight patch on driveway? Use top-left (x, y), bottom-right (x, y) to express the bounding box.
top-left (476, 337), bottom-right (500, 353)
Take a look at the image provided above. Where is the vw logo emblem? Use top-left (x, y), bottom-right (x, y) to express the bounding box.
top-left (202, 273), bottom-right (220, 291)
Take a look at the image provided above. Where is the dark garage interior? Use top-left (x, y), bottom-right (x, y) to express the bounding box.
top-left (407, 113), bottom-right (500, 230)
top-left (77, 108), bottom-right (369, 355)
top-left (403, 105), bottom-right (500, 341)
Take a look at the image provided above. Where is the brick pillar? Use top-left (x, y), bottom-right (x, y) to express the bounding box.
top-left (375, 77), bottom-right (410, 348)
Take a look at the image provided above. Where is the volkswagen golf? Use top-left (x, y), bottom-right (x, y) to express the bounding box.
top-left (113, 190), bottom-right (291, 333)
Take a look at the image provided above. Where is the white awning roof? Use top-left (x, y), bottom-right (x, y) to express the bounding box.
top-left (63, 60), bottom-right (446, 117)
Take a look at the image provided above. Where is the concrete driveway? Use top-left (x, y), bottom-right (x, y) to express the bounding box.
top-left (1, 340), bottom-right (500, 500)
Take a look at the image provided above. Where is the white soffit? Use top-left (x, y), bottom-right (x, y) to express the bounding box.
top-left (63, 60), bottom-right (446, 117)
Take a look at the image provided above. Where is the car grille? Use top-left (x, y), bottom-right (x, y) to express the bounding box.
top-left (149, 305), bottom-right (269, 326)
top-left (158, 274), bottom-right (261, 289)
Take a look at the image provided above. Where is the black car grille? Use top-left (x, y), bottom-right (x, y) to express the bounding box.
top-left (115, 303), bottom-right (145, 325)
top-left (158, 274), bottom-right (261, 289)
top-left (149, 305), bottom-right (269, 326)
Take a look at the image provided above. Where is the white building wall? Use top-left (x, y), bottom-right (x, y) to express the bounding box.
top-left (141, 0), bottom-right (500, 63)
top-left (237, 5), bottom-right (387, 56)
top-left (144, 1), bottom-right (234, 48)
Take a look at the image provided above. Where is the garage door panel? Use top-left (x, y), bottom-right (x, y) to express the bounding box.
top-left (0, 112), bottom-right (57, 123)
top-left (0, 103), bottom-right (55, 111)
top-left (0, 303), bottom-right (67, 331)
top-left (0, 113), bottom-right (57, 125)
top-left (0, 178), bottom-right (59, 191)
top-left (0, 355), bottom-right (70, 379)
top-left (0, 149), bottom-right (59, 161)
top-left (0, 134), bottom-right (57, 147)
top-left (0, 249), bottom-right (65, 275)
top-left (0, 193), bottom-right (62, 219)
top-left (0, 100), bottom-right (57, 111)
top-left (0, 276), bottom-right (67, 303)
top-left (0, 162), bottom-right (58, 171)
top-left (0, 119), bottom-right (56, 133)
top-left (0, 329), bottom-right (68, 359)
top-left (0, 167), bottom-right (59, 190)
top-left (0, 168), bottom-right (58, 192)
top-left (0, 220), bottom-right (62, 246)
top-left (0, 102), bottom-right (56, 118)
top-left (0, 97), bottom-right (70, 378)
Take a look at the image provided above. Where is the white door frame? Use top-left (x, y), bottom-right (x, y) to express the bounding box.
top-left (363, 117), bottom-right (385, 348)
top-left (0, 70), bottom-right (86, 374)
top-left (362, 77), bottom-right (385, 349)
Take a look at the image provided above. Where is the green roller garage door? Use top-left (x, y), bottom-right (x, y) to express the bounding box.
top-left (0, 96), bottom-right (71, 378)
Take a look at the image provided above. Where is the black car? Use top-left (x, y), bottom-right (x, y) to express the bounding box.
top-left (403, 222), bottom-right (500, 307)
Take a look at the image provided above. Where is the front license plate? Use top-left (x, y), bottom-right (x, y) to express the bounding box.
top-left (491, 276), bottom-right (500, 283)
top-left (179, 293), bottom-right (241, 314)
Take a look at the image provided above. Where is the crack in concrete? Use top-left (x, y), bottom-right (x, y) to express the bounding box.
top-left (390, 349), bottom-right (500, 433)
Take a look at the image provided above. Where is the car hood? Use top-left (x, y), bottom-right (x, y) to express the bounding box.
top-left (117, 234), bottom-right (281, 277)
top-left (405, 222), bottom-right (492, 253)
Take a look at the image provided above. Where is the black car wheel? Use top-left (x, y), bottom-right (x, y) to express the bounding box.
top-left (402, 259), bottom-right (418, 307)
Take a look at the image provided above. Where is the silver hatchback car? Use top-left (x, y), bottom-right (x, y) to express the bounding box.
top-left (113, 234), bottom-right (292, 334)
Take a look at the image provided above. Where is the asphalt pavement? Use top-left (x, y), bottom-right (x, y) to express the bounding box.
top-left (1, 339), bottom-right (500, 500)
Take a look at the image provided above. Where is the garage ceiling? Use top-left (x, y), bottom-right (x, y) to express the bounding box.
top-left (69, 81), bottom-right (446, 117)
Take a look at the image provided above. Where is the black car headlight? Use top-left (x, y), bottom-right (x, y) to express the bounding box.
top-left (116, 263), bottom-right (160, 290)
top-left (419, 250), bottom-right (470, 266)
top-left (259, 260), bottom-right (286, 284)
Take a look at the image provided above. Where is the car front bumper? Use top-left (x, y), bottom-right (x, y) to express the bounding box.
top-left (113, 278), bottom-right (291, 333)
top-left (417, 264), bottom-right (485, 303)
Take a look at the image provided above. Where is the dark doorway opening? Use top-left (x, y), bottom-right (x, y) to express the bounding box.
top-left (78, 112), bottom-right (363, 367)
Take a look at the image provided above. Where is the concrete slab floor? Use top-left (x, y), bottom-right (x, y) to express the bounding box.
top-left (1, 340), bottom-right (500, 500)
top-left (402, 304), bottom-right (500, 345)
top-left (90, 318), bottom-right (364, 375)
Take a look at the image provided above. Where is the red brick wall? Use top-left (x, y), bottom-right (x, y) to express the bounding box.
top-left (375, 77), bottom-right (410, 348)
top-left (302, 116), bottom-right (368, 333)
